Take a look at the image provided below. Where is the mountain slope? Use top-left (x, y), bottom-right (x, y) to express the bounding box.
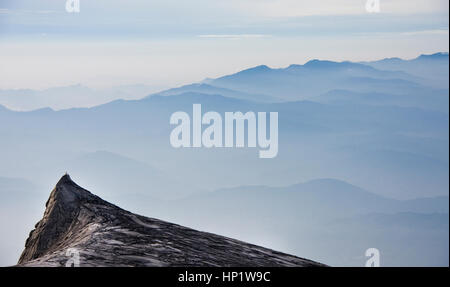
top-left (314, 89), bottom-right (449, 113)
top-left (208, 60), bottom-right (425, 100)
top-left (151, 83), bottom-right (279, 103)
top-left (17, 174), bottom-right (324, 267)
top-left (0, 84), bottom-right (160, 111)
top-left (1, 91), bottom-right (447, 199)
top-left (362, 52), bottom-right (449, 89)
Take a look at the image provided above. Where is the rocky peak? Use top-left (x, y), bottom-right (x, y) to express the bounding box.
top-left (18, 174), bottom-right (105, 263)
top-left (18, 174), bottom-right (325, 267)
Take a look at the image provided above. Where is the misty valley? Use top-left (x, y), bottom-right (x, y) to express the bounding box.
top-left (0, 53), bottom-right (448, 267)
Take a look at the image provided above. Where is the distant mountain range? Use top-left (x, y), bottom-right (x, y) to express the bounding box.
top-left (199, 53), bottom-right (448, 102)
top-left (152, 83), bottom-right (280, 103)
top-left (0, 52), bottom-right (448, 266)
top-left (361, 52), bottom-right (449, 89)
top-left (1, 53), bottom-right (448, 111)
top-left (0, 84), bottom-right (165, 111)
top-left (139, 178), bottom-right (448, 267)
top-left (1, 89), bottom-right (447, 198)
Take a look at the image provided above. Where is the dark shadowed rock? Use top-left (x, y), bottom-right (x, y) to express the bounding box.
top-left (17, 174), bottom-right (325, 267)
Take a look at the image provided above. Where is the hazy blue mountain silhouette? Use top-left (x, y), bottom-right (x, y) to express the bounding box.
top-left (138, 178), bottom-right (449, 267)
top-left (151, 83), bottom-right (279, 103)
top-left (0, 84), bottom-right (160, 111)
top-left (0, 53), bottom-right (448, 266)
top-left (315, 89), bottom-right (448, 112)
top-left (362, 52), bottom-right (449, 89)
top-left (207, 60), bottom-right (429, 100)
top-left (0, 91), bottom-right (447, 198)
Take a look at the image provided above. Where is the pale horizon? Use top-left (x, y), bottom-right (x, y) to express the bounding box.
top-left (1, 0), bottom-right (449, 90)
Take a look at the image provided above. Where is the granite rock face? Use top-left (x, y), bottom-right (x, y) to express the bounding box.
top-left (18, 174), bottom-right (325, 267)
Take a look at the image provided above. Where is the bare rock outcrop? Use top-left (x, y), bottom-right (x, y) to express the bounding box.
top-left (18, 174), bottom-right (325, 267)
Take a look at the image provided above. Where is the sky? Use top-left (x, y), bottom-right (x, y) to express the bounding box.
top-left (0, 0), bottom-right (448, 89)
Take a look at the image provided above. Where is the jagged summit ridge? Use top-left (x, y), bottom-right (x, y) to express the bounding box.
top-left (56, 173), bottom-right (75, 186)
top-left (19, 174), bottom-right (106, 263)
top-left (18, 174), bottom-right (325, 267)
